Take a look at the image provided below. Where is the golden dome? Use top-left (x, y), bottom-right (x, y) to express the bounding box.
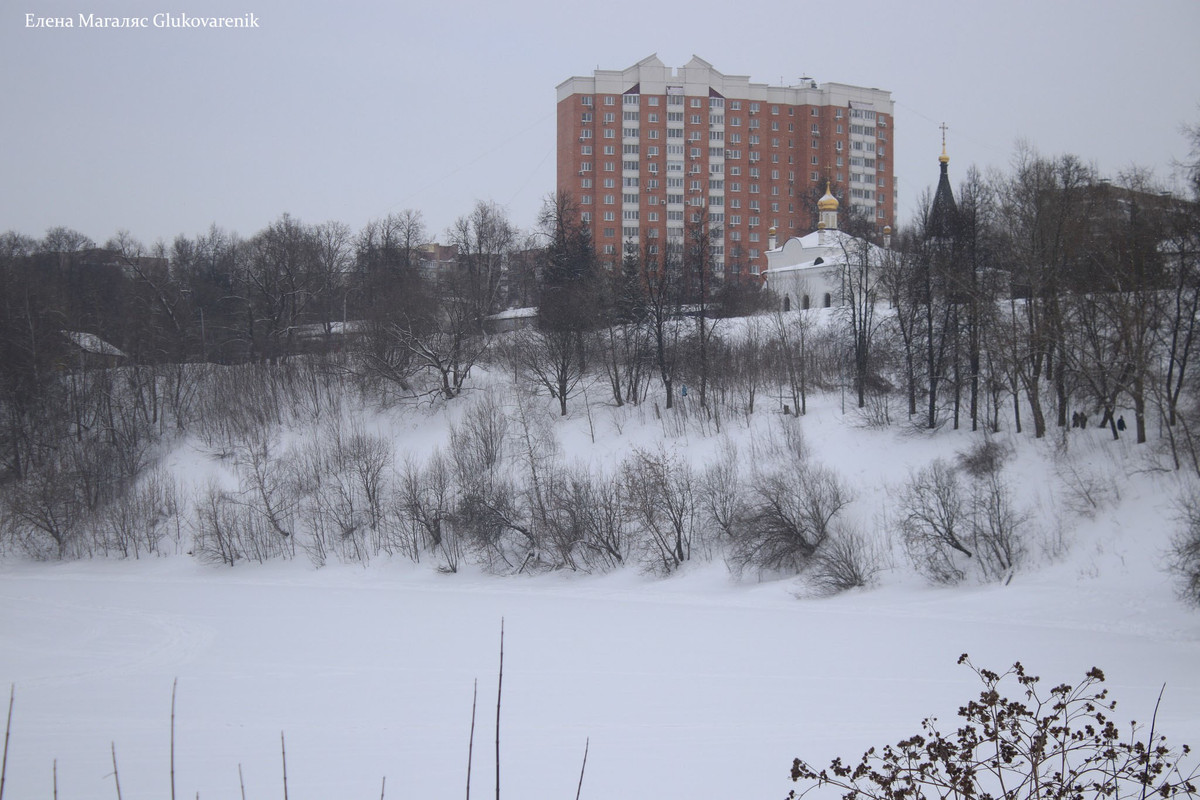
top-left (817, 181), bottom-right (839, 211)
top-left (939, 144), bottom-right (949, 165)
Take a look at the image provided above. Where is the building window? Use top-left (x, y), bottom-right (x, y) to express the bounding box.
top-left (623, 94), bottom-right (639, 105)
top-left (691, 97), bottom-right (702, 107)
top-left (581, 145), bottom-right (592, 155)
top-left (604, 96), bottom-right (616, 105)
top-left (582, 96), bottom-right (593, 106)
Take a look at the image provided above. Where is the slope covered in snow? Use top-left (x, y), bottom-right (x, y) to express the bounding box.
top-left (1, 368), bottom-right (1198, 799)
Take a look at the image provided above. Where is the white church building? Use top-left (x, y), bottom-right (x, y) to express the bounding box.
top-left (762, 183), bottom-right (890, 311)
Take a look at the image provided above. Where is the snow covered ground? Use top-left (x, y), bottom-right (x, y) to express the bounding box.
top-left (1, 380), bottom-right (1198, 799)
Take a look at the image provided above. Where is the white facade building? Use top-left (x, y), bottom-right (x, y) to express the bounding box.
top-left (762, 183), bottom-right (889, 310)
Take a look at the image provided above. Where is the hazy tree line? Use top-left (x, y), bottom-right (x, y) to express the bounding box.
top-left (1, 137), bottom-right (1198, 597)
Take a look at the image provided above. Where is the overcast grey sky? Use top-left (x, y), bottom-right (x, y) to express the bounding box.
top-left (3, 0), bottom-right (1198, 247)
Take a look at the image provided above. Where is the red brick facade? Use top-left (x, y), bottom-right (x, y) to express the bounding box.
top-left (556, 58), bottom-right (895, 280)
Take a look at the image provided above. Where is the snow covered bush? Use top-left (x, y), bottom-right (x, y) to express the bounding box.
top-left (790, 654), bottom-right (1199, 800)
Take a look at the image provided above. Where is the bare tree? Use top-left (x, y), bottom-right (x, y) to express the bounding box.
top-left (446, 201), bottom-right (517, 330)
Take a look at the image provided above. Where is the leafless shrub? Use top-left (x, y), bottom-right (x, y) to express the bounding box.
top-left (730, 462), bottom-right (853, 576)
top-left (395, 451), bottom-right (460, 570)
top-left (190, 481), bottom-right (294, 566)
top-left (282, 356), bottom-right (345, 423)
top-left (232, 431), bottom-right (298, 543)
top-left (442, 394), bottom-right (541, 572)
top-left (451, 392), bottom-right (510, 475)
top-left (191, 364), bottom-right (284, 456)
top-left (854, 390), bottom-right (894, 429)
top-left (1055, 459), bottom-right (1117, 519)
top-left (898, 459), bottom-right (1028, 584)
top-left (622, 446), bottom-right (701, 574)
top-left (970, 471), bottom-right (1028, 581)
top-left (809, 526), bottom-right (884, 595)
top-left (290, 416), bottom-right (399, 566)
top-left (95, 467), bottom-right (182, 558)
top-left (957, 437), bottom-right (1010, 478)
top-left (536, 463), bottom-right (632, 573)
top-left (897, 459), bottom-right (971, 584)
top-left (698, 439), bottom-right (747, 542)
top-left (5, 456), bottom-right (89, 559)
top-left (1168, 485), bottom-right (1200, 606)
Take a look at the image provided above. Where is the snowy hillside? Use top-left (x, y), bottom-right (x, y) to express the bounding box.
top-left (1, 360), bottom-right (1198, 800)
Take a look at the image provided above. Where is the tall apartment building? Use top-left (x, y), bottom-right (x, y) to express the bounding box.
top-left (556, 55), bottom-right (897, 278)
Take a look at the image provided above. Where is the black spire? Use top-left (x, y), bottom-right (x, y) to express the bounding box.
top-left (928, 124), bottom-right (959, 240)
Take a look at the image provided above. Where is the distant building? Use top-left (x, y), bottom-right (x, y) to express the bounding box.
top-left (417, 243), bottom-right (460, 276)
top-left (557, 55), bottom-right (897, 278)
top-left (763, 182), bottom-right (889, 310)
top-left (60, 330), bottom-right (127, 368)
